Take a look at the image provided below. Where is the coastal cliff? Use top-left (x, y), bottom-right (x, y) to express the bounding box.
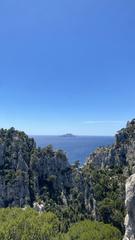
top-left (0, 128), bottom-right (72, 207)
top-left (0, 120), bottom-right (135, 237)
top-left (87, 119), bottom-right (135, 173)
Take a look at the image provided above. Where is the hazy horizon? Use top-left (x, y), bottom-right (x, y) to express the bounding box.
top-left (30, 134), bottom-right (115, 137)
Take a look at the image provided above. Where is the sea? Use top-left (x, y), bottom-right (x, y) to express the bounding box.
top-left (33, 135), bottom-right (115, 165)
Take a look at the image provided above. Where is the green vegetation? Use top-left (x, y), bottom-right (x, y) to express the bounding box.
top-left (0, 208), bottom-right (59, 240)
top-left (63, 220), bottom-right (122, 240)
top-left (83, 165), bottom-right (126, 233)
top-left (0, 127), bottom-right (128, 237)
top-left (0, 208), bottom-right (122, 240)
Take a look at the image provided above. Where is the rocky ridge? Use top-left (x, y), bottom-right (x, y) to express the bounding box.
top-left (87, 119), bottom-right (135, 173)
top-left (0, 120), bottom-right (135, 237)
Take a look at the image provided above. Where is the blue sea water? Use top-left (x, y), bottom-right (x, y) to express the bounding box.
top-left (33, 136), bottom-right (114, 164)
top-left (33, 136), bottom-right (115, 165)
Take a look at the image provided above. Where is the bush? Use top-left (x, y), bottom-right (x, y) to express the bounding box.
top-left (0, 208), bottom-right (60, 240)
top-left (64, 220), bottom-right (122, 240)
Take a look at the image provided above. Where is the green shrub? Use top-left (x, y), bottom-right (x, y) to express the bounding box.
top-left (0, 208), bottom-right (60, 240)
top-left (64, 220), bottom-right (122, 240)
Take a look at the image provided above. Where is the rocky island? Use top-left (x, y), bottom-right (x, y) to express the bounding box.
top-left (60, 133), bottom-right (76, 137)
top-left (0, 120), bottom-right (135, 239)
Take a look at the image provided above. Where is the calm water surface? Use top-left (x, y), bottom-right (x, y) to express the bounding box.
top-left (33, 136), bottom-right (114, 164)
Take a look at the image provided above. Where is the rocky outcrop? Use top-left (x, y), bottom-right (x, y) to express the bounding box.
top-left (1, 119), bottom-right (135, 236)
top-left (86, 119), bottom-right (135, 236)
top-left (0, 128), bottom-right (73, 207)
top-left (87, 119), bottom-right (135, 173)
top-left (123, 174), bottom-right (135, 240)
top-left (33, 201), bottom-right (45, 212)
top-left (0, 128), bottom-right (90, 210)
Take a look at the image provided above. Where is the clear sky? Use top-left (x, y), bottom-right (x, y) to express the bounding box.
top-left (0, 0), bottom-right (135, 135)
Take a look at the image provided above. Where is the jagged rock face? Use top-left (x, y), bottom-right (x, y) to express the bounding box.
top-left (0, 128), bottom-right (82, 208)
top-left (123, 174), bottom-right (135, 240)
top-left (0, 128), bottom-right (35, 207)
top-left (86, 146), bottom-right (114, 168)
top-left (1, 120), bottom-right (135, 235)
top-left (87, 119), bottom-right (135, 172)
top-left (30, 147), bottom-right (73, 203)
top-left (0, 127), bottom-right (95, 219)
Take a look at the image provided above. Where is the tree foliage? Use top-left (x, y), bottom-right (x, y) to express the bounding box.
top-left (0, 208), bottom-right (60, 240)
top-left (63, 220), bottom-right (122, 240)
top-left (0, 208), bottom-right (122, 240)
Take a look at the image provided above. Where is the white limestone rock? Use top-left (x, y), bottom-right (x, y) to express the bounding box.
top-left (123, 174), bottom-right (135, 240)
top-left (33, 201), bottom-right (45, 212)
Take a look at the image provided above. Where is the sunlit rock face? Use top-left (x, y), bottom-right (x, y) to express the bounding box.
top-left (1, 119), bottom-right (135, 236)
top-left (87, 119), bottom-right (135, 174)
top-left (123, 174), bottom-right (135, 240)
top-left (0, 128), bottom-right (72, 207)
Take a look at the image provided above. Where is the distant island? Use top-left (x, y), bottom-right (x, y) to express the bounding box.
top-left (1, 120), bottom-right (135, 239)
top-left (60, 133), bottom-right (76, 137)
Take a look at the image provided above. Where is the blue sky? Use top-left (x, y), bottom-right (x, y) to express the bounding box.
top-left (0, 0), bottom-right (135, 135)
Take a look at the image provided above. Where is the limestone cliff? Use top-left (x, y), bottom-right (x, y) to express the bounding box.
top-left (0, 128), bottom-right (73, 207)
top-left (123, 174), bottom-right (135, 240)
top-left (0, 127), bottom-right (93, 214)
top-left (87, 119), bottom-right (135, 173)
top-left (0, 120), bottom-right (135, 236)
top-left (86, 119), bottom-right (135, 237)
top-left (0, 127), bottom-right (34, 207)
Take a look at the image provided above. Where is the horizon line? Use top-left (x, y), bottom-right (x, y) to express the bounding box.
top-left (30, 134), bottom-right (115, 137)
